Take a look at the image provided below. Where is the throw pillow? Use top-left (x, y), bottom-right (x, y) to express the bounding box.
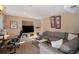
top-left (51, 39), bottom-right (63, 49)
top-left (67, 33), bottom-right (78, 40)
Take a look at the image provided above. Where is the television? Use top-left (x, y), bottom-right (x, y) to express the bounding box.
top-left (22, 26), bottom-right (34, 33)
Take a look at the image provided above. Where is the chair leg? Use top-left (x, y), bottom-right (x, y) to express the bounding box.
top-left (10, 48), bottom-right (16, 54)
top-left (14, 47), bottom-right (16, 53)
top-left (9, 44), bottom-right (20, 54)
top-left (17, 44), bottom-right (20, 48)
top-left (10, 47), bottom-right (12, 51)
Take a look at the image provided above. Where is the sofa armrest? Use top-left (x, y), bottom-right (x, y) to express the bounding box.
top-left (39, 43), bottom-right (63, 54)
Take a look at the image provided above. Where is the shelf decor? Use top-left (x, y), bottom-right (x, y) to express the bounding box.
top-left (50, 16), bottom-right (61, 29)
top-left (10, 21), bottom-right (18, 29)
top-left (55, 16), bottom-right (61, 29)
top-left (50, 16), bottom-right (55, 28)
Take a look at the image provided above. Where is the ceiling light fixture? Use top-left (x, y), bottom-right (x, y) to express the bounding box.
top-left (64, 5), bottom-right (79, 13)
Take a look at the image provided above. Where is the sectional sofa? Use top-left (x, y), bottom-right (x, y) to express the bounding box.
top-left (38, 31), bottom-right (79, 54)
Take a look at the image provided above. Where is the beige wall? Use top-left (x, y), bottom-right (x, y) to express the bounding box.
top-left (41, 13), bottom-right (79, 33)
top-left (4, 15), bottom-right (41, 36)
top-left (22, 21), bottom-right (33, 26)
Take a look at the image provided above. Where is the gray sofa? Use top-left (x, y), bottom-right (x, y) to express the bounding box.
top-left (38, 31), bottom-right (79, 54)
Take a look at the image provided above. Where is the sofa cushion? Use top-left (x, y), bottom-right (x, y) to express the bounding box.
top-left (76, 50), bottom-right (79, 54)
top-left (49, 37), bottom-right (60, 41)
top-left (54, 32), bottom-right (66, 39)
top-left (59, 37), bottom-right (79, 54)
top-left (43, 31), bottom-right (55, 37)
top-left (41, 36), bottom-right (60, 41)
top-left (43, 31), bottom-right (67, 39)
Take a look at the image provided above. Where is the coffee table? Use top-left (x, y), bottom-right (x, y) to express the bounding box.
top-left (30, 35), bottom-right (47, 48)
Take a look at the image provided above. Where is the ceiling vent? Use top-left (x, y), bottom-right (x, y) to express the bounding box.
top-left (70, 5), bottom-right (77, 8)
top-left (64, 5), bottom-right (79, 13)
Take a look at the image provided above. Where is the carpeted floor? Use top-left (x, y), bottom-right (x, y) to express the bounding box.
top-left (16, 42), bottom-right (40, 54)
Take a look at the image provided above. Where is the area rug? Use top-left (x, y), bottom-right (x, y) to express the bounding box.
top-left (16, 42), bottom-right (40, 54)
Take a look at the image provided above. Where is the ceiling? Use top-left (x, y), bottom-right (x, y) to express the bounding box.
top-left (4, 5), bottom-right (79, 20)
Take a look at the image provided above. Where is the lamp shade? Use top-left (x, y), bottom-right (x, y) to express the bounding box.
top-left (0, 5), bottom-right (4, 11)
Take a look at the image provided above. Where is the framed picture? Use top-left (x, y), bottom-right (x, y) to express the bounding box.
top-left (10, 21), bottom-right (18, 29)
top-left (55, 16), bottom-right (61, 29)
top-left (50, 16), bottom-right (55, 28)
